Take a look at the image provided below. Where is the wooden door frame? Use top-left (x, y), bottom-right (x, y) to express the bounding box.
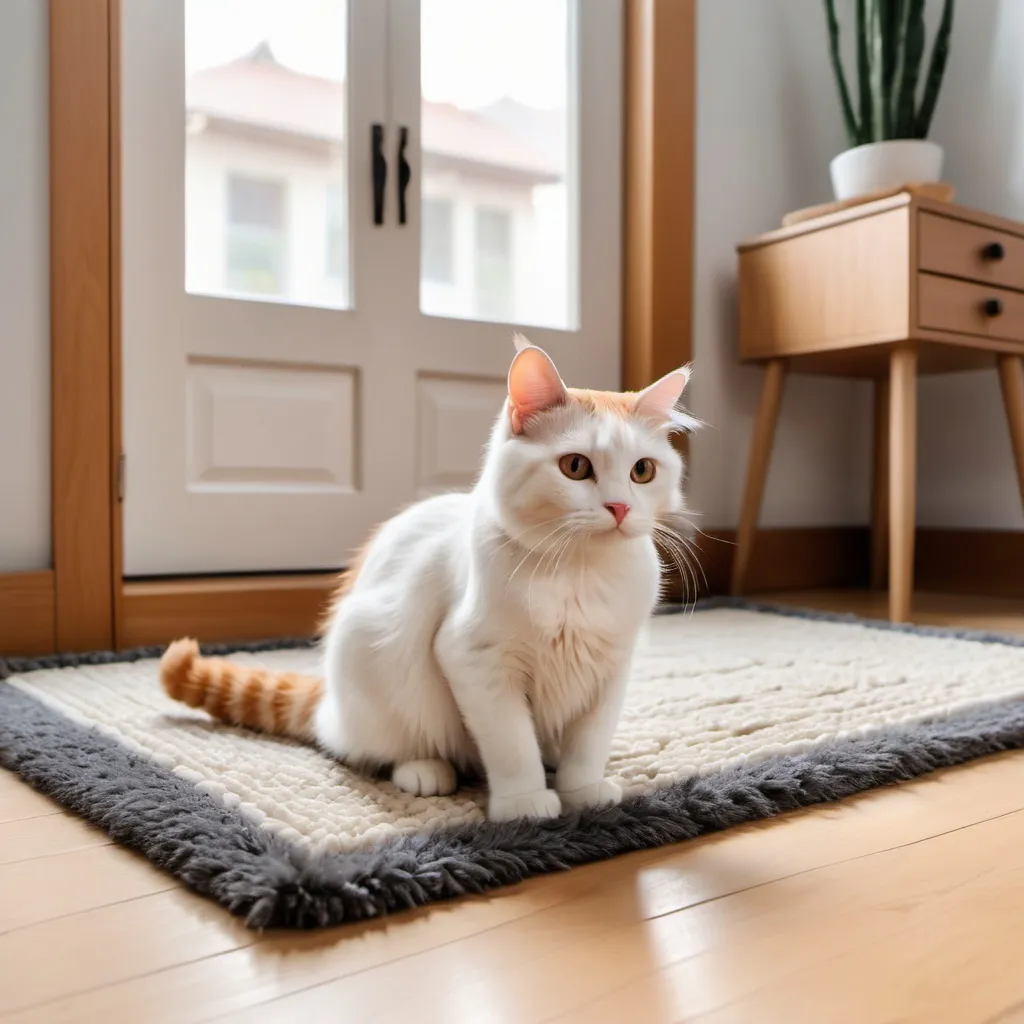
top-left (1, 0), bottom-right (116, 657)
top-left (13, 0), bottom-right (695, 655)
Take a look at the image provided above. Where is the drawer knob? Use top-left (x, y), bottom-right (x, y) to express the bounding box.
top-left (982, 241), bottom-right (1005, 261)
top-left (983, 298), bottom-right (1004, 316)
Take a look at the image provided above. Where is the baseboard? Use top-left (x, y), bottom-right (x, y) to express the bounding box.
top-left (668, 526), bottom-right (1024, 602)
top-left (915, 529), bottom-right (1024, 600)
top-left (667, 526), bottom-right (872, 602)
top-left (120, 574), bottom-right (338, 648)
top-left (119, 530), bottom-right (873, 648)
top-left (0, 570), bottom-right (56, 657)
top-left (103, 526), bottom-right (1024, 650)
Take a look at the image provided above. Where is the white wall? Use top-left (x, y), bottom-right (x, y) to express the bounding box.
top-left (690, 0), bottom-right (871, 529)
top-left (918, 0), bottom-right (1024, 529)
top-left (0, 0), bottom-right (50, 571)
top-left (690, 0), bottom-right (1024, 533)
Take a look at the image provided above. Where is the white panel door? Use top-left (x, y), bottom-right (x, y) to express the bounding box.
top-left (121, 0), bottom-right (621, 575)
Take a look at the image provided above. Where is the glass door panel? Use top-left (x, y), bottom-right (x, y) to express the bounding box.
top-left (184, 0), bottom-right (351, 310)
top-left (418, 0), bottom-right (576, 330)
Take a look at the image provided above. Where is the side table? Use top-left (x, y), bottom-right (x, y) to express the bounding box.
top-left (733, 193), bottom-right (1024, 622)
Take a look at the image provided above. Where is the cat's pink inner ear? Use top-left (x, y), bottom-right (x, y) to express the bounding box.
top-left (507, 345), bottom-right (567, 435)
top-left (633, 366), bottom-right (692, 427)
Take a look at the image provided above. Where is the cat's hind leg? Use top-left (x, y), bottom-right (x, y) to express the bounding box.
top-left (392, 759), bottom-right (457, 797)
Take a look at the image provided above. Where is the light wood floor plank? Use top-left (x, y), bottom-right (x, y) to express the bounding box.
top-left (0, 842), bottom-right (177, 933)
top-left (0, 812), bottom-right (110, 865)
top-left (552, 808), bottom-right (1024, 1024)
top-left (0, 772), bottom-right (60, 825)
top-left (0, 889), bottom-right (255, 1016)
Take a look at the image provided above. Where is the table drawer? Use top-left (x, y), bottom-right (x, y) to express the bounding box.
top-left (918, 211), bottom-right (1024, 291)
top-left (918, 273), bottom-right (1024, 344)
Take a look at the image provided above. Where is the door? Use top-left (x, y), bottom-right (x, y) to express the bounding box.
top-left (121, 0), bottom-right (622, 576)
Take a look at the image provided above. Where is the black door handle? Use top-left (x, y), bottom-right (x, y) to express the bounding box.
top-left (371, 123), bottom-right (386, 225)
top-left (397, 126), bottom-right (411, 226)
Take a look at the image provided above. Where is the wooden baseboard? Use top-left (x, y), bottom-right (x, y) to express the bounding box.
top-left (915, 529), bottom-right (1024, 600)
top-left (666, 526), bottom-right (1024, 602)
top-left (120, 574), bottom-right (338, 649)
top-left (118, 529), bottom-right (875, 648)
top-left (105, 526), bottom-right (1021, 650)
top-left (671, 526), bottom-right (871, 601)
top-left (0, 570), bottom-right (56, 657)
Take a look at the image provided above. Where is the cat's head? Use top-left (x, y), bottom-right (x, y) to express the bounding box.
top-left (486, 335), bottom-right (698, 548)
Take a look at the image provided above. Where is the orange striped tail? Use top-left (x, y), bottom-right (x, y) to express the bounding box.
top-left (159, 638), bottom-right (323, 741)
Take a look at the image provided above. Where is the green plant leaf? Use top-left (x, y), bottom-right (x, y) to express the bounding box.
top-left (856, 0), bottom-right (873, 143)
top-left (892, 0), bottom-right (926, 137)
top-left (916, 0), bottom-right (954, 137)
top-left (823, 0), bottom-right (860, 146)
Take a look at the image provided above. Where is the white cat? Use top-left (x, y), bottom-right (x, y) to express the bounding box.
top-left (160, 336), bottom-right (696, 821)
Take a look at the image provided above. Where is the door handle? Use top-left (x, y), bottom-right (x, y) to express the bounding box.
top-left (397, 126), bottom-right (411, 226)
top-left (371, 123), bottom-right (387, 225)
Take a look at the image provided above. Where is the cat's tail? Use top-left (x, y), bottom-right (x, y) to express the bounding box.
top-left (159, 638), bottom-right (323, 742)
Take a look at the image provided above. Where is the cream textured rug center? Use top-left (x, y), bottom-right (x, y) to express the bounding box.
top-left (3, 600), bottom-right (1024, 929)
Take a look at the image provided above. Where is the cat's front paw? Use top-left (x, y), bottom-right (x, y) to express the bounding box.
top-left (488, 788), bottom-right (562, 822)
top-left (557, 779), bottom-right (622, 811)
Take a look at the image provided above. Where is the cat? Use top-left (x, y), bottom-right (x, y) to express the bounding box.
top-left (160, 334), bottom-right (698, 822)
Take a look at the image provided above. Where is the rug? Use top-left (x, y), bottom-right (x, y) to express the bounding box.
top-left (2, 599), bottom-right (1024, 930)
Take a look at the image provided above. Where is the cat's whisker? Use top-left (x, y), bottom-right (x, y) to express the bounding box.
top-left (527, 524), bottom-right (580, 616)
top-left (513, 520), bottom-right (577, 602)
top-left (677, 535), bottom-right (709, 594)
top-left (504, 521), bottom-right (569, 594)
top-left (653, 525), bottom-right (702, 613)
top-left (656, 519), bottom-right (710, 593)
top-left (491, 516), bottom-right (569, 558)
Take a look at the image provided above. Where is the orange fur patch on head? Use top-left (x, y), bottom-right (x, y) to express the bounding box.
top-left (565, 387), bottom-right (638, 419)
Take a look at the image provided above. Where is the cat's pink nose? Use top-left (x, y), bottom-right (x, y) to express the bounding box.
top-left (604, 502), bottom-right (630, 526)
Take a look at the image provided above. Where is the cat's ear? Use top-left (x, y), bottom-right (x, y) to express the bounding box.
top-left (633, 365), bottom-right (701, 433)
top-left (507, 344), bottom-right (567, 435)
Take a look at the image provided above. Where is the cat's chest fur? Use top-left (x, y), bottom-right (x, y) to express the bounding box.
top-left (508, 570), bottom-right (636, 734)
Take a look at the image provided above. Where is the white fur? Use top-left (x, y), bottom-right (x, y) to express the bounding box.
top-left (314, 346), bottom-right (692, 821)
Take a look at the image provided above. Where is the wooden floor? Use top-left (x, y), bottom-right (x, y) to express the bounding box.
top-left (3, 590), bottom-right (1024, 1024)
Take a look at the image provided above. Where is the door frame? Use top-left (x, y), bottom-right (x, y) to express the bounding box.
top-left (0, 0), bottom-right (695, 654)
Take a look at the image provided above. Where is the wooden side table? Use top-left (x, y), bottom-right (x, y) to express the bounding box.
top-left (733, 193), bottom-right (1024, 622)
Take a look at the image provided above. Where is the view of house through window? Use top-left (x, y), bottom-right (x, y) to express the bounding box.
top-left (421, 197), bottom-right (455, 284)
top-left (185, 0), bottom-right (350, 309)
top-left (225, 175), bottom-right (286, 296)
top-left (419, 0), bottom-right (576, 330)
top-left (473, 207), bottom-right (513, 321)
top-left (325, 181), bottom-right (349, 304)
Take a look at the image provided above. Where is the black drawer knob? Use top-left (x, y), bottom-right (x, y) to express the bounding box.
top-left (982, 241), bottom-right (1005, 261)
top-left (983, 298), bottom-right (1004, 316)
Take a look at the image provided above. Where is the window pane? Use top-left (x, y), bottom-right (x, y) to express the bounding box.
top-left (419, 0), bottom-right (576, 329)
top-left (326, 182), bottom-right (348, 283)
top-left (185, 0), bottom-right (350, 309)
top-left (474, 208), bottom-right (513, 321)
top-left (422, 198), bottom-right (455, 283)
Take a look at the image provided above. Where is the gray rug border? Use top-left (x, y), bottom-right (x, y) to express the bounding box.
top-left (2, 599), bottom-right (1024, 931)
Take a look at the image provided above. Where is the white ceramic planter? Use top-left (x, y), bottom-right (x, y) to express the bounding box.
top-left (829, 139), bottom-right (944, 200)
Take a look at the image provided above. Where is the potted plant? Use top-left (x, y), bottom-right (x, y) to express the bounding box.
top-left (824, 0), bottom-right (955, 200)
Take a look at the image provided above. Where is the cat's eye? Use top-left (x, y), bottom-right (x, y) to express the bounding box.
top-left (630, 458), bottom-right (656, 484)
top-left (559, 453), bottom-right (593, 480)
